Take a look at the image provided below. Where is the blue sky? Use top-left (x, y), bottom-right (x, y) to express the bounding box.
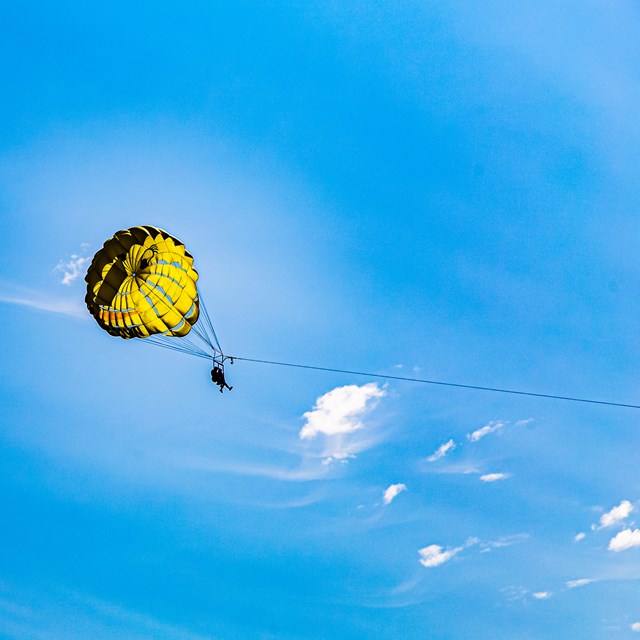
top-left (1, 1), bottom-right (640, 638)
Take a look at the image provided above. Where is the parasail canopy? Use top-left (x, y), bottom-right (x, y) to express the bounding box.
top-left (85, 225), bottom-right (223, 360)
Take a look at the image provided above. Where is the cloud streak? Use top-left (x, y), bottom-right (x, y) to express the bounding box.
top-left (479, 534), bottom-right (529, 552)
top-left (566, 578), bottom-right (595, 589)
top-left (426, 439), bottom-right (456, 462)
top-left (467, 420), bottom-right (506, 442)
top-left (0, 584), bottom-right (216, 640)
top-left (480, 473), bottom-right (509, 483)
top-left (0, 284), bottom-right (86, 319)
top-left (383, 483), bottom-right (407, 505)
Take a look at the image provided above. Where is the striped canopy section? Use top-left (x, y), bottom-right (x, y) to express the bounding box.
top-left (85, 226), bottom-right (200, 339)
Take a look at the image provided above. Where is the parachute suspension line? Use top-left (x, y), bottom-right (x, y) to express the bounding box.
top-left (138, 340), bottom-right (209, 359)
top-left (141, 334), bottom-right (211, 359)
top-left (190, 323), bottom-right (219, 355)
top-left (229, 356), bottom-right (640, 411)
top-left (148, 332), bottom-right (210, 357)
top-left (135, 290), bottom-right (229, 363)
top-left (178, 331), bottom-right (214, 356)
top-left (197, 290), bottom-right (223, 354)
top-left (178, 334), bottom-right (213, 358)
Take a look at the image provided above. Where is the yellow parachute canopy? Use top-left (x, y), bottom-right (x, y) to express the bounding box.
top-left (85, 226), bottom-right (200, 339)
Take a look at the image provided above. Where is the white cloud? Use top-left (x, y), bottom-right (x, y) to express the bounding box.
top-left (427, 439), bottom-right (456, 462)
top-left (418, 544), bottom-right (462, 568)
top-left (383, 483), bottom-right (407, 505)
top-left (54, 243), bottom-right (91, 285)
top-left (574, 532), bottom-right (586, 542)
top-left (418, 538), bottom-right (479, 568)
top-left (599, 500), bottom-right (634, 528)
top-left (608, 528), bottom-right (640, 552)
top-left (468, 420), bottom-right (506, 442)
top-left (533, 591), bottom-right (551, 600)
top-left (566, 578), bottom-right (595, 589)
top-left (299, 383), bottom-right (386, 439)
top-left (480, 473), bottom-right (509, 482)
top-left (631, 622), bottom-right (640, 632)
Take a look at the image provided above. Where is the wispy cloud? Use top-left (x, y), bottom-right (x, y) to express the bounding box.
top-left (532, 591), bottom-right (551, 600)
top-left (0, 283), bottom-right (86, 319)
top-left (480, 473), bottom-right (509, 483)
top-left (54, 243), bottom-right (91, 285)
top-left (632, 622), bottom-right (640, 633)
top-left (501, 585), bottom-right (529, 603)
top-left (479, 534), bottom-right (529, 553)
top-left (174, 454), bottom-right (333, 483)
top-left (566, 578), bottom-right (595, 589)
top-left (321, 452), bottom-right (355, 465)
top-left (173, 384), bottom-right (388, 484)
top-left (608, 528), bottom-right (640, 552)
top-left (0, 584), bottom-right (216, 640)
top-left (383, 483), bottom-right (407, 505)
top-left (467, 420), bottom-right (506, 442)
top-left (574, 532), bottom-right (586, 542)
top-left (467, 419), bottom-right (533, 443)
top-left (597, 500), bottom-right (634, 529)
top-left (426, 439), bottom-right (456, 462)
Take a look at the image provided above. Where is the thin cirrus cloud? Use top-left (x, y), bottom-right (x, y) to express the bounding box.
top-left (382, 483), bottom-right (407, 505)
top-left (597, 500), bottom-right (634, 529)
top-left (479, 534), bottom-right (529, 552)
top-left (0, 283), bottom-right (86, 319)
top-left (608, 528), bottom-right (640, 552)
top-left (0, 585), bottom-right (217, 640)
top-left (426, 438), bottom-right (456, 462)
top-left (532, 591), bottom-right (551, 600)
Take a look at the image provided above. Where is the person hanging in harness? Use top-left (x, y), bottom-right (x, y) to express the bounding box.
top-left (211, 362), bottom-right (233, 393)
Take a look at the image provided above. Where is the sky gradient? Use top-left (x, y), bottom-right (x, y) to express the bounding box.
top-left (2, 2), bottom-right (640, 638)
